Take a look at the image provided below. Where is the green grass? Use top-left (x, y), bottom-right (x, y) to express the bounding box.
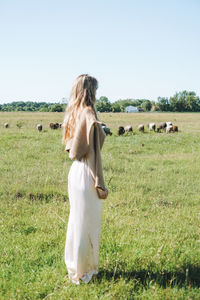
top-left (0, 112), bottom-right (200, 299)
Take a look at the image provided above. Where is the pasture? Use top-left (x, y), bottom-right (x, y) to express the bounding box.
top-left (0, 112), bottom-right (200, 299)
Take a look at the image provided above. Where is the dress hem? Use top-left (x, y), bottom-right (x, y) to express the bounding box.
top-left (69, 270), bottom-right (98, 285)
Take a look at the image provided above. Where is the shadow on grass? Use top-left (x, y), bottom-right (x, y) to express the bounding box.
top-left (97, 265), bottom-right (200, 288)
top-left (14, 191), bottom-right (68, 202)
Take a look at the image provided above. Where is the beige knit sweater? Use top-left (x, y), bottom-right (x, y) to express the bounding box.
top-left (65, 106), bottom-right (108, 199)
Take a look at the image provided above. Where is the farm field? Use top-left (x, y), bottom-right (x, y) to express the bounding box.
top-left (0, 111), bottom-right (200, 299)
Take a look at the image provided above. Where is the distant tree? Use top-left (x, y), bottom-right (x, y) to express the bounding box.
top-left (50, 104), bottom-right (64, 112)
top-left (141, 100), bottom-right (152, 111)
top-left (111, 102), bottom-right (121, 112)
top-left (96, 96), bottom-right (112, 112)
top-left (1, 93), bottom-right (200, 112)
top-left (157, 97), bottom-right (170, 111)
top-left (111, 99), bottom-right (133, 112)
top-left (16, 107), bottom-right (25, 111)
top-left (186, 91), bottom-right (200, 111)
top-left (132, 99), bottom-right (146, 107)
top-left (39, 107), bottom-right (49, 112)
top-left (119, 99), bottom-right (135, 111)
top-left (17, 101), bottom-right (25, 108)
top-left (0, 101), bottom-right (61, 112)
top-left (39, 103), bottom-right (50, 112)
top-left (113, 99), bottom-right (148, 112)
top-left (169, 91), bottom-right (200, 112)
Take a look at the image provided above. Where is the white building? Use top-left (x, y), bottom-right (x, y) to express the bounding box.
top-left (125, 105), bottom-right (139, 113)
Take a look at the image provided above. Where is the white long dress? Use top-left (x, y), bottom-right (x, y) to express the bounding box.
top-left (64, 155), bottom-right (102, 284)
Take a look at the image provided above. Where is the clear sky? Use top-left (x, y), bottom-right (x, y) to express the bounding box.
top-left (0, 0), bottom-right (200, 103)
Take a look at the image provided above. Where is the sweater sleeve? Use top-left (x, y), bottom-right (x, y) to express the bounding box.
top-left (93, 123), bottom-right (105, 189)
top-left (88, 123), bottom-right (106, 191)
top-left (87, 124), bottom-right (96, 181)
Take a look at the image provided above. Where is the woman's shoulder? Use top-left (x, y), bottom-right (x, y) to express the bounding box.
top-left (82, 106), bottom-right (97, 122)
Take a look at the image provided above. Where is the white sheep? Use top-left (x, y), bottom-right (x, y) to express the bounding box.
top-left (166, 125), bottom-right (173, 133)
top-left (125, 125), bottom-right (133, 132)
top-left (138, 124), bottom-right (144, 132)
top-left (149, 123), bottom-right (156, 131)
top-left (166, 121), bottom-right (173, 133)
top-left (166, 122), bottom-right (173, 127)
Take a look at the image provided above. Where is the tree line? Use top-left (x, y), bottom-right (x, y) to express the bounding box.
top-left (1, 91), bottom-right (200, 112)
top-left (96, 91), bottom-right (200, 112)
top-left (0, 102), bottom-right (64, 112)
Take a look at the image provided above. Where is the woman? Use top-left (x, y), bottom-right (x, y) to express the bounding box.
top-left (63, 74), bottom-right (108, 285)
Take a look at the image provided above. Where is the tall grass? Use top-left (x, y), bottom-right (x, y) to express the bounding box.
top-left (0, 112), bottom-right (200, 299)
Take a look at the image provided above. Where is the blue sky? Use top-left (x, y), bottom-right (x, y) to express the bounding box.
top-left (0, 0), bottom-right (200, 103)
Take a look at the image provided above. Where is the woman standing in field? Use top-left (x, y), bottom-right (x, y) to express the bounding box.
top-left (63, 74), bottom-right (108, 285)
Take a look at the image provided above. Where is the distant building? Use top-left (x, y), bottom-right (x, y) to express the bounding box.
top-left (125, 105), bottom-right (139, 113)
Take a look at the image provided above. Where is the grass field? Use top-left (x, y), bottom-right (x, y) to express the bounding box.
top-left (0, 112), bottom-right (200, 299)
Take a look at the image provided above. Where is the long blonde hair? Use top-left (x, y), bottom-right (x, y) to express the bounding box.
top-left (63, 74), bottom-right (98, 144)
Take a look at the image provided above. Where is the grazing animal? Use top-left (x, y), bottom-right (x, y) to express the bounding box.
top-left (100, 122), bottom-right (112, 135)
top-left (166, 121), bottom-right (173, 133)
top-left (49, 122), bottom-right (55, 129)
top-left (118, 126), bottom-right (125, 136)
top-left (37, 124), bottom-right (43, 132)
top-left (157, 122), bottom-right (167, 132)
top-left (49, 122), bottom-right (59, 129)
top-left (138, 124), bottom-right (144, 132)
top-left (149, 123), bottom-right (156, 131)
top-left (172, 125), bottom-right (178, 132)
top-left (102, 125), bottom-right (112, 136)
top-left (4, 123), bottom-right (9, 128)
top-left (166, 125), bottom-right (173, 133)
top-left (125, 125), bottom-right (133, 132)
